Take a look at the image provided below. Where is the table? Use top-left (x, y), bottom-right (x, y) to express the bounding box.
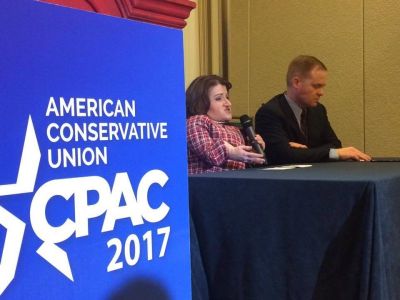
top-left (189, 162), bottom-right (400, 300)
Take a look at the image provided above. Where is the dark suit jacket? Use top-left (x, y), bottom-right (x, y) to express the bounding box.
top-left (255, 93), bottom-right (342, 165)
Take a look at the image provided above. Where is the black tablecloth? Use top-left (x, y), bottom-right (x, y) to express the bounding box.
top-left (189, 162), bottom-right (400, 300)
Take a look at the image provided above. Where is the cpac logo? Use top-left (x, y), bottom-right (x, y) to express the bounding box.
top-left (0, 116), bottom-right (170, 295)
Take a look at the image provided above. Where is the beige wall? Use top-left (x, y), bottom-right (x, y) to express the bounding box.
top-left (183, 0), bottom-right (227, 88)
top-left (364, 0), bottom-right (400, 155)
top-left (227, 1), bottom-right (400, 156)
top-left (183, 0), bottom-right (200, 88)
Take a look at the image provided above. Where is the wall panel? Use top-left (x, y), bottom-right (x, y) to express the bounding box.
top-left (226, 1), bottom-right (250, 116)
top-left (364, 0), bottom-right (400, 156)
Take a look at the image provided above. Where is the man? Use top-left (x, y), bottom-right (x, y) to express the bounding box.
top-left (255, 55), bottom-right (371, 165)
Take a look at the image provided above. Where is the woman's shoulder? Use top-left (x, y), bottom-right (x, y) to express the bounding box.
top-left (187, 114), bottom-right (212, 125)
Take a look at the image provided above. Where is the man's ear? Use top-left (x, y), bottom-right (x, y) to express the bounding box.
top-left (291, 76), bottom-right (301, 89)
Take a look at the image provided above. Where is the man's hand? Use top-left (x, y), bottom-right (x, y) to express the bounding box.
top-left (289, 142), bottom-right (308, 149)
top-left (337, 147), bottom-right (371, 161)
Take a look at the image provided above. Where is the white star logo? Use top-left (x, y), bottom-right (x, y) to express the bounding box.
top-left (0, 116), bottom-right (41, 295)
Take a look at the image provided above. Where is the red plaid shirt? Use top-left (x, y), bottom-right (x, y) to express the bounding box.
top-left (187, 115), bottom-right (246, 174)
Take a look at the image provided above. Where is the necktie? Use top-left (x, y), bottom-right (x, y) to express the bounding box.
top-left (300, 109), bottom-right (308, 140)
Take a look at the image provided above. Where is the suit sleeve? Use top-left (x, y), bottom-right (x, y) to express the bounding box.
top-left (319, 105), bottom-right (342, 149)
top-left (255, 105), bottom-right (335, 165)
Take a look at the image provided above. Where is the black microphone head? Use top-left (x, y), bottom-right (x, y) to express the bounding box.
top-left (239, 114), bottom-right (252, 128)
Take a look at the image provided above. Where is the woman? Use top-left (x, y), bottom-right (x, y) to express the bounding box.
top-left (186, 75), bottom-right (265, 174)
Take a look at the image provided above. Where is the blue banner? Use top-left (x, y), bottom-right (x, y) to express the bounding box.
top-left (0, 1), bottom-right (190, 299)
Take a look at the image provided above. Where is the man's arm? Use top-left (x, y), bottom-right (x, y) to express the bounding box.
top-left (320, 104), bottom-right (342, 148)
top-left (317, 105), bottom-right (370, 161)
top-left (255, 106), bottom-right (332, 165)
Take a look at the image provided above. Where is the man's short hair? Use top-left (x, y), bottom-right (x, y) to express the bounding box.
top-left (286, 55), bottom-right (327, 86)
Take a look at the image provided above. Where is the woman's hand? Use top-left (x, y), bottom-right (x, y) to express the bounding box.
top-left (289, 142), bottom-right (308, 149)
top-left (224, 142), bottom-right (265, 165)
top-left (255, 134), bottom-right (266, 150)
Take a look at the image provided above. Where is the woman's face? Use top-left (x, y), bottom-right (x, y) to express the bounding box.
top-left (206, 84), bottom-right (232, 122)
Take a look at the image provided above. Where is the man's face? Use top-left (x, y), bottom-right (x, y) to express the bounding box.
top-left (293, 67), bottom-right (327, 107)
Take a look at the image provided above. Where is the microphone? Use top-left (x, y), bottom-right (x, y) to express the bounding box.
top-left (240, 114), bottom-right (264, 156)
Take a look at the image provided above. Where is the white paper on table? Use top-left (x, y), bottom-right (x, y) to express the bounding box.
top-left (261, 164), bottom-right (313, 171)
